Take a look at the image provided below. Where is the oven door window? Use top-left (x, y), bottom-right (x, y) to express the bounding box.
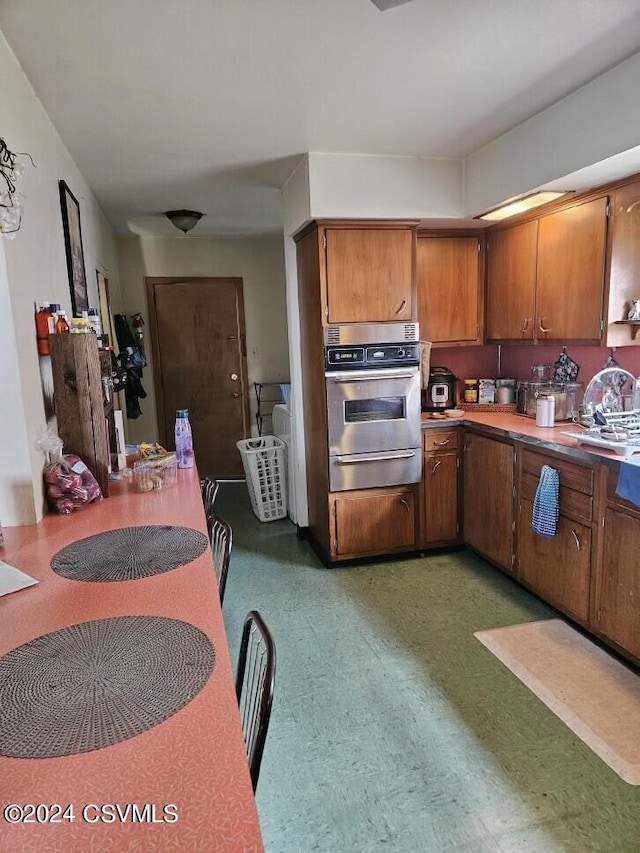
top-left (344, 396), bottom-right (406, 423)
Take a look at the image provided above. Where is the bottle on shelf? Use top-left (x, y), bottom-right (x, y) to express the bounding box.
top-left (55, 310), bottom-right (70, 333)
top-left (87, 308), bottom-right (102, 337)
top-left (35, 303), bottom-right (53, 355)
top-left (174, 409), bottom-right (194, 469)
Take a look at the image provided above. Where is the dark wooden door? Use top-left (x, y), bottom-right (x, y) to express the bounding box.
top-left (595, 507), bottom-right (640, 658)
top-left (324, 228), bottom-right (413, 323)
top-left (518, 498), bottom-right (591, 622)
top-left (536, 196), bottom-right (608, 341)
top-left (424, 450), bottom-right (459, 544)
top-left (485, 220), bottom-right (538, 341)
top-left (462, 432), bottom-right (514, 571)
top-left (146, 277), bottom-right (250, 478)
top-left (417, 236), bottom-right (481, 343)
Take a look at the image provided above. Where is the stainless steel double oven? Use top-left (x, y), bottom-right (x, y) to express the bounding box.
top-left (324, 322), bottom-right (421, 491)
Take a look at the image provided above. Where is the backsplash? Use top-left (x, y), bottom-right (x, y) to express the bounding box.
top-left (434, 344), bottom-right (640, 393)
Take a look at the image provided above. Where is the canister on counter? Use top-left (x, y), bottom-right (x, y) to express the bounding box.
top-left (463, 379), bottom-right (478, 403)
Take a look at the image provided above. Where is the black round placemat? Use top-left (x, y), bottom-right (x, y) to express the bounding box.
top-left (51, 525), bottom-right (209, 582)
top-left (0, 615), bottom-right (215, 758)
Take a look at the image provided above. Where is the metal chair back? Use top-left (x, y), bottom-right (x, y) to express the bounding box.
top-left (207, 513), bottom-right (232, 604)
top-left (235, 610), bottom-right (276, 792)
top-left (200, 477), bottom-right (219, 517)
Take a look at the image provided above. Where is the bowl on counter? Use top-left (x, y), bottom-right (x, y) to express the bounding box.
top-left (444, 409), bottom-right (465, 419)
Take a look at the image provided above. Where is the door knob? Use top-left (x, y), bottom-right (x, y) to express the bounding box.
top-left (231, 373), bottom-right (238, 381)
top-left (232, 392), bottom-right (239, 398)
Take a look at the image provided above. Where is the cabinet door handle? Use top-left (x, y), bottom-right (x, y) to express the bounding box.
top-left (400, 498), bottom-right (409, 511)
top-left (395, 299), bottom-right (407, 316)
top-left (520, 317), bottom-right (530, 336)
top-left (431, 460), bottom-right (442, 474)
top-left (571, 529), bottom-right (581, 551)
top-left (433, 439), bottom-right (450, 446)
top-left (538, 318), bottom-right (551, 334)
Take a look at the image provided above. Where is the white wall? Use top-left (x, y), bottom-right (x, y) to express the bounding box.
top-left (464, 51), bottom-right (640, 216)
top-left (116, 235), bottom-right (289, 445)
top-left (0, 31), bottom-right (121, 525)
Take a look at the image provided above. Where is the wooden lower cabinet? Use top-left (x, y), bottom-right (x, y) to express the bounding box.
top-left (329, 486), bottom-right (417, 560)
top-left (517, 498), bottom-right (591, 623)
top-left (423, 429), bottom-right (459, 546)
top-left (462, 431), bottom-right (514, 571)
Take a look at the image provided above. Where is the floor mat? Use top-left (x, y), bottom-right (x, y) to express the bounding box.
top-left (475, 618), bottom-right (640, 784)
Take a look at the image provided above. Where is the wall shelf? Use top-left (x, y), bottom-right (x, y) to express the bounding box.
top-left (613, 320), bottom-right (640, 341)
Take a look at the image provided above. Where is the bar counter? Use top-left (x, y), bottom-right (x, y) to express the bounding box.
top-left (0, 467), bottom-right (263, 853)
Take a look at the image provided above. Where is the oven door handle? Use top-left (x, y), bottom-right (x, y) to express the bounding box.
top-left (329, 371), bottom-right (418, 383)
top-left (335, 451), bottom-right (417, 464)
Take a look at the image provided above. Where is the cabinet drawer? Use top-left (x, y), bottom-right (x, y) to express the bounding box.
top-left (521, 472), bottom-right (593, 524)
top-left (424, 429), bottom-right (458, 452)
top-left (521, 448), bottom-right (593, 495)
top-left (606, 466), bottom-right (640, 516)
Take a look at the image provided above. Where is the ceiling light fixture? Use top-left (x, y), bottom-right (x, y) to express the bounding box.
top-left (165, 209), bottom-right (204, 233)
top-left (477, 191), bottom-right (568, 222)
top-left (370, 0), bottom-right (415, 10)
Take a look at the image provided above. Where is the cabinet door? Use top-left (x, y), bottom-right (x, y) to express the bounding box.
top-left (424, 451), bottom-right (459, 544)
top-left (485, 221), bottom-right (538, 341)
top-left (605, 181), bottom-right (640, 347)
top-left (594, 508), bottom-right (640, 658)
top-left (462, 432), bottom-right (514, 571)
top-left (518, 499), bottom-right (591, 623)
top-left (324, 229), bottom-right (413, 324)
top-left (536, 197), bottom-right (608, 341)
top-left (332, 488), bottom-right (415, 557)
top-left (417, 237), bottom-right (481, 343)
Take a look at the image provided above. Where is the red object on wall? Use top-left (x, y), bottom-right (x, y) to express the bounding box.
top-left (35, 304), bottom-right (53, 355)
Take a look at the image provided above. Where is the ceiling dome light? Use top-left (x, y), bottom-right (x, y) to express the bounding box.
top-left (165, 209), bottom-right (204, 233)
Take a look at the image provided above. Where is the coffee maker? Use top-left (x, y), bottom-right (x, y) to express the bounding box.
top-left (422, 366), bottom-right (457, 411)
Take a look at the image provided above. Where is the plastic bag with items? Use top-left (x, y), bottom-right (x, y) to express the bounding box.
top-left (38, 429), bottom-right (103, 515)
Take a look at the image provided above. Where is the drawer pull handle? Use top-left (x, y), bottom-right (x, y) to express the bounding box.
top-left (571, 529), bottom-right (581, 551)
top-left (521, 317), bottom-right (530, 335)
top-left (400, 499), bottom-right (409, 511)
top-left (432, 460), bottom-right (442, 474)
top-left (395, 299), bottom-right (407, 316)
top-left (538, 318), bottom-right (551, 334)
top-left (433, 439), bottom-right (450, 446)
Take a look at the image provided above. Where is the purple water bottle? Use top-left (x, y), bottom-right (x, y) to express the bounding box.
top-left (175, 409), bottom-right (194, 468)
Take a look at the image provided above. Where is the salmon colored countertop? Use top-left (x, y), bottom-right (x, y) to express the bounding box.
top-left (0, 467), bottom-right (263, 853)
top-left (421, 410), bottom-right (626, 467)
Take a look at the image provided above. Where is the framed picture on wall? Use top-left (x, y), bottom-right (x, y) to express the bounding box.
top-left (59, 180), bottom-right (88, 317)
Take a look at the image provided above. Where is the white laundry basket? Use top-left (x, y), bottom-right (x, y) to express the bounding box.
top-left (236, 436), bottom-right (287, 522)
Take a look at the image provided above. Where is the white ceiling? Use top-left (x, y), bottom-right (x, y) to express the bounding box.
top-left (2, 0), bottom-right (640, 236)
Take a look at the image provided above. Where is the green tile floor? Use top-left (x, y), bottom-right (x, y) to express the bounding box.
top-left (218, 483), bottom-right (640, 853)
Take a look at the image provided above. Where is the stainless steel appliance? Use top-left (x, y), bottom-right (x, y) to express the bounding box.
top-left (423, 366), bottom-right (457, 411)
top-left (324, 322), bottom-right (421, 491)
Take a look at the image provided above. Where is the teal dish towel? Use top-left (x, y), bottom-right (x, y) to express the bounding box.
top-left (616, 458), bottom-right (640, 508)
top-left (532, 465), bottom-right (559, 538)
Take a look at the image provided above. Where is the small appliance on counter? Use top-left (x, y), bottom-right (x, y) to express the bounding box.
top-left (422, 366), bottom-right (457, 412)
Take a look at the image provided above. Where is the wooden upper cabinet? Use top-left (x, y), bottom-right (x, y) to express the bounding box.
top-left (605, 180), bottom-right (640, 346)
top-left (485, 220), bottom-right (538, 341)
top-left (536, 196), bottom-right (608, 342)
top-left (324, 228), bottom-right (414, 324)
top-left (417, 236), bottom-right (482, 344)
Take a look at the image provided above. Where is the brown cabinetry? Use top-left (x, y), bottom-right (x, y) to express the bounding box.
top-left (422, 428), bottom-right (459, 545)
top-left (462, 430), bottom-right (514, 571)
top-left (417, 236), bottom-right (482, 344)
top-left (591, 470), bottom-right (640, 659)
top-left (605, 179), bottom-right (640, 346)
top-left (485, 220), bottom-right (537, 341)
top-left (323, 225), bottom-right (415, 324)
top-left (485, 196), bottom-right (608, 343)
top-left (329, 486), bottom-right (417, 560)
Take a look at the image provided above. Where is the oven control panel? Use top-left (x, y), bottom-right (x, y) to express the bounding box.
top-left (325, 342), bottom-right (420, 370)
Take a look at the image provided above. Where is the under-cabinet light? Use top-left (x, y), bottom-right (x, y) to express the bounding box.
top-left (477, 191), bottom-right (568, 222)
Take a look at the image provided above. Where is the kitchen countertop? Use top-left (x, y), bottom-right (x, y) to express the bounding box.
top-left (421, 410), bottom-right (629, 468)
top-left (0, 467), bottom-right (262, 853)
